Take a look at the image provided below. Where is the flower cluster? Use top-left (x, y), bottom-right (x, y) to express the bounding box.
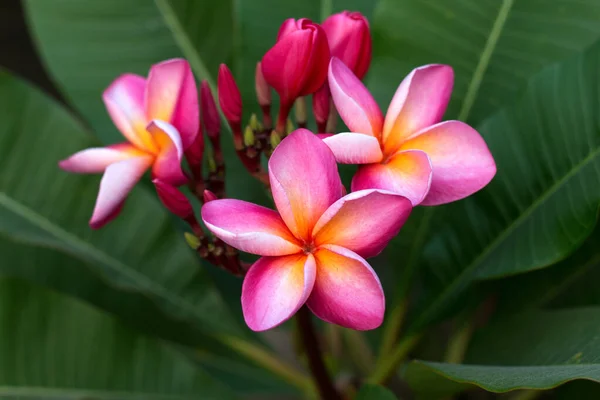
top-left (59, 11), bottom-right (495, 332)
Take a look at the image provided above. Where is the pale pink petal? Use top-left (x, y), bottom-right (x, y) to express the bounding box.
top-left (322, 132), bottom-right (383, 164)
top-left (201, 199), bottom-right (302, 256)
top-left (382, 64), bottom-right (454, 155)
top-left (351, 150), bottom-right (432, 206)
top-left (147, 120), bottom-right (187, 186)
top-left (400, 120), bottom-right (496, 205)
top-left (242, 254), bottom-right (316, 331)
top-left (103, 74), bottom-right (157, 153)
top-left (307, 245), bottom-right (384, 330)
top-left (269, 129), bottom-right (343, 240)
top-left (313, 190), bottom-right (412, 258)
top-left (145, 59), bottom-right (199, 149)
top-left (89, 156), bottom-right (153, 229)
top-left (328, 58), bottom-right (383, 138)
top-left (58, 143), bottom-right (144, 173)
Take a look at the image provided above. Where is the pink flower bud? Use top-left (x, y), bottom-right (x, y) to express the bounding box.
top-left (184, 125), bottom-right (204, 176)
top-left (261, 18), bottom-right (330, 107)
top-left (200, 81), bottom-right (220, 138)
top-left (154, 179), bottom-right (194, 219)
top-left (322, 11), bottom-right (371, 79)
top-left (218, 64), bottom-right (242, 125)
top-left (255, 62), bottom-right (271, 107)
top-left (203, 189), bottom-right (218, 203)
top-left (312, 84), bottom-right (330, 129)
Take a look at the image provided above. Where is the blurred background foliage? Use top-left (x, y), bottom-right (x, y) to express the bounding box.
top-left (2, 0), bottom-right (600, 398)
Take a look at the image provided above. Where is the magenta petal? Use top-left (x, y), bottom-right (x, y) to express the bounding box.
top-left (401, 120), bottom-right (497, 205)
top-left (269, 129), bottom-right (343, 240)
top-left (148, 120), bottom-right (187, 186)
top-left (328, 57), bottom-right (383, 138)
top-left (242, 254), bottom-right (316, 331)
top-left (58, 144), bottom-right (140, 173)
top-left (201, 199), bottom-right (302, 256)
top-left (145, 59), bottom-right (199, 149)
top-left (89, 156), bottom-right (152, 229)
top-left (351, 150), bottom-right (433, 206)
top-left (308, 245), bottom-right (384, 330)
top-left (313, 189), bottom-right (412, 258)
top-left (322, 132), bottom-right (383, 164)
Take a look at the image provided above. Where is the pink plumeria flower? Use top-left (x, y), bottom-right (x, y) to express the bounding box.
top-left (201, 129), bottom-right (412, 331)
top-left (325, 58), bottom-right (496, 206)
top-left (59, 59), bottom-right (198, 228)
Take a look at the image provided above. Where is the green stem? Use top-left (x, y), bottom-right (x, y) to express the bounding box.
top-left (218, 335), bottom-right (312, 391)
top-left (343, 329), bottom-right (375, 376)
top-left (366, 334), bottom-right (421, 384)
top-left (444, 319), bottom-right (476, 364)
top-left (377, 298), bottom-right (408, 362)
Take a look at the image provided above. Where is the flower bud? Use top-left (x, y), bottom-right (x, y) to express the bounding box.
top-left (184, 125), bottom-right (204, 177)
top-left (153, 179), bottom-right (194, 219)
top-left (261, 19), bottom-right (330, 107)
top-left (218, 64), bottom-right (242, 125)
top-left (322, 11), bottom-right (371, 79)
top-left (200, 81), bottom-right (220, 138)
top-left (255, 62), bottom-right (271, 107)
top-left (203, 190), bottom-right (218, 203)
top-left (312, 84), bottom-right (330, 131)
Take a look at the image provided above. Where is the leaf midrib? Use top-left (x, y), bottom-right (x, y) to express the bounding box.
top-left (411, 144), bottom-right (600, 330)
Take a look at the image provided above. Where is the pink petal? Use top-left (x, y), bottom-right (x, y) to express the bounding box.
top-left (328, 57), bottom-right (383, 138)
top-left (147, 120), bottom-right (187, 186)
top-left (307, 245), bottom-right (384, 330)
top-left (313, 189), bottom-right (412, 258)
top-left (382, 64), bottom-right (454, 155)
top-left (400, 120), bottom-right (496, 205)
top-left (89, 156), bottom-right (153, 229)
top-left (58, 143), bottom-right (144, 173)
top-left (103, 74), bottom-right (157, 153)
top-left (242, 254), bottom-right (316, 331)
top-left (145, 59), bottom-right (199, 149)
top-left (201, 199), bottom-right (302, 256)
top-left (322, 132), bottom-right (383, 164)
top-left (269, 129), bottom-right (343, 240)
top-left (351, 150), bottom-right (433, 206)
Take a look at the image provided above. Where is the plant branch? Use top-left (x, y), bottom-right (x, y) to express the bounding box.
top-left (367, 334), bottom-right (421, 384)
top-left (296, 306), bottom-right (342, 400)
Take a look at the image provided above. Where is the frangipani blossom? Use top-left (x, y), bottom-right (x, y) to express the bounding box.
top-left (325, 57), bottom-right (496, 206)
top-left (202, 129), bottom-right (412, 331)
top-left (59, 59), bottom-right (198, 228)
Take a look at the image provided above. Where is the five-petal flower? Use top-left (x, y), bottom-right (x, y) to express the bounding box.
top-left (59, 59), bottom-right (198, 228)
top-left (201, 129), bottom-right (412, 331)
top-left (325, 57), bottom-right (496, 206)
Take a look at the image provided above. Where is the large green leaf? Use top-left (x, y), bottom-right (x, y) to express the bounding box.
top-left (408, 38), bottom-right (600, 330)
top-left (408, 308), bottom-right (600, 392)
top-left (355, 384), bottom-right (398, 400)
top-left (0, 277), bottom-right (237, 400)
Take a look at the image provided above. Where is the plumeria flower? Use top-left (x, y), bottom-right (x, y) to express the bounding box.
top-left (201, 129), bottom-right (412, 331)
top-left (324, 57), bottom-right (496, 206)
top-left (59, 59), bottom-right (198, 228)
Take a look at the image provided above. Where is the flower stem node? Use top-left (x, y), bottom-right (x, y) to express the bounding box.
top-left (184, 232), bottom-right (201, 250)
top-left (270, 130), bottom-right (281, 150)
top-left (244, 126), bottom-right (256, 147)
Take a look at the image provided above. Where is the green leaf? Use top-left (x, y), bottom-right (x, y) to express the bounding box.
top-left (0, 277), bottom-right (237, 400)
top-left (355, 384), bottom-right (398, 400)
top-left (409, 307), bottom-right (600, 392)
top-left (409, 37), bottom-right (600, 330)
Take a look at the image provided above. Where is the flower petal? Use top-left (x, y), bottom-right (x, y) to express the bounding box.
top-left (382, 64), bottom-right (454, 155)
top-left (313, 189), bottom-right (412, 258)
top-left (400, 120), bottom-right (496, 205)
top-left (307, 245), bottom-right (384, 330)
top-left (328, 57), bottom-right (383, 138)
top-left (322, 132), bottom-right (383, 164)
top-left (89, 156), bottom-right (153, 229)
top-left (351, 150), bottom-right (432, 206)
top-left (148, 120), bottom-right (187, 186)
top-left (103, 74), bottom-right (157, 153)
top-left (201, 199), bottom-right (302, 256)
top-left (269, 129), bottom-right (343, 240)
top-left (58, 143), bottom-right (144, 173)
top-left (145, 59), bottom-right (199, 149)
top-left (242, 254), bottom-right (316, 331)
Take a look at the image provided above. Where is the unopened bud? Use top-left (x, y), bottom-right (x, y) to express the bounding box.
top-left (203, 190), bottom-right (218, 203)
top-left (249, 114), bottom-right (262, 131)
top-left (286, 119), bottom-right (294, 135)
top-left (270, 130), bottom-right (281, 149)
top-left (312, 84), bottom-right (330, 128)
top-left (255, 62), bottom-right (271, 107)
top-left (207, 151), bottom-right (217, 173)
top-left (294, 97), bottom-right (307, 126)
top-left (218, 64), bottom-right (242, 125)
top-left (200, 81), bottom-right (220, 138)
top-left (244, 126), bottom-right (256, 147)
top-left (184, 232), bottom-right (201, 250)
top-left (184, 124), bottom-right (205, 175)
top-left (153, 179), bottom-right (194, 219)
